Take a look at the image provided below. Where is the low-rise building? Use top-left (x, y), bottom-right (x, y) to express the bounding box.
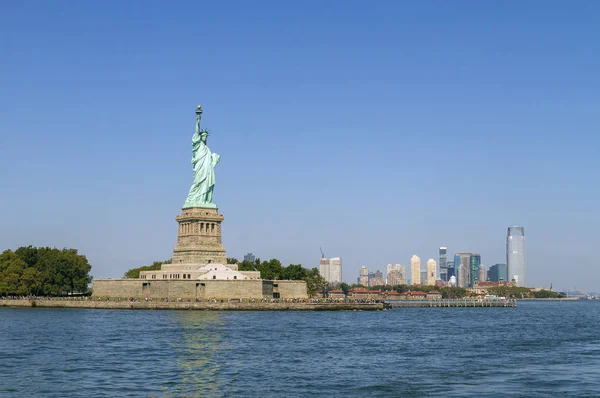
top-left (328, 290), bottom-right (346, 299)
top-left (404, 290), bottom-right (427, 300)
top-left (349, 288), bottom-right (382, 300)
top-left (381, 290), bottom-right (403, 300)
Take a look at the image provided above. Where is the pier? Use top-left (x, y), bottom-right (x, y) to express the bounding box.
top-left (385, 299), bottom-right (516, 308)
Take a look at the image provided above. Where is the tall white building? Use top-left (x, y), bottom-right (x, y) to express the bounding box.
top-left (457, 264), bottom-right (466, 288)
top-left (399, 264), bottom-right (407, 282)
top-left (319, 257), bottom-right (342, 284)
top-left (507, 226), bottom-right (527, 287)
top-left (426, 259), bottom-right (437, 285)
top-left (410, 255), bottom-right (421, 286)
top-left (358, 266), bottom-right (369, 286)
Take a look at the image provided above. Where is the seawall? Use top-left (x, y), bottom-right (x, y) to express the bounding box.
top-left (1, 299), bottom-right (384, 311)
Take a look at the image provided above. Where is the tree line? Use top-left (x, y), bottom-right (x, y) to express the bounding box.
top-left (335, 282), bottom-right (470, 298)
top-left (0, 246), bottom-right (93, 296)
top-left (485, 286), bottom-right (566, 299)
top-left (123, 260), bottom-right (171, 278)
top-left (334, 283), bottom-right (566, 299)
top-left (232, 258), bottom-right (328, 296)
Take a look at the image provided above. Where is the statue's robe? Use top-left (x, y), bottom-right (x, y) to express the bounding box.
top-left (183, 132), bottom-right (220, 208)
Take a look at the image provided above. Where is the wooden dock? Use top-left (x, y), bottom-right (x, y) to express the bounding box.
top-left (385, 299), bottom-right (517, 308)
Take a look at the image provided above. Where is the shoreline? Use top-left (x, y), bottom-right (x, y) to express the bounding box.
top-left (1, 299), bottom-right (384, 311)
top-left (517, 297), bottom-right (580, 301)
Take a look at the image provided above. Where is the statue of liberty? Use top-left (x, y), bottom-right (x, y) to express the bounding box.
top-left (183, 105), bottom-right (220, 209)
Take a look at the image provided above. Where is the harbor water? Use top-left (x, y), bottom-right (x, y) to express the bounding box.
top-left (1, 301), bottom-right (599, 397)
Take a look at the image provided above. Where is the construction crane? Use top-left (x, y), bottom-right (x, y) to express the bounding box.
top-left (320, 247), bottom-right (325, 259)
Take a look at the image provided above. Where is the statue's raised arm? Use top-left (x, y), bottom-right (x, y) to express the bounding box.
top-left (195, 105), bottom-right (202, 135)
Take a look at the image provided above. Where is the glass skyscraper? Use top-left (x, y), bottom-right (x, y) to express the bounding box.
top-left (469, 254), bottom-right (481, 287)
top-left (487, 263), bottom-right (508, 282)
top-left (507, 226), bottom-right (527, 287)
top-left (439, 247), bottom-right (448, 281)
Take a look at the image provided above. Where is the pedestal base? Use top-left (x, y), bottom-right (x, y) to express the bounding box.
top-left (171, 207), bottom-right (226, 265)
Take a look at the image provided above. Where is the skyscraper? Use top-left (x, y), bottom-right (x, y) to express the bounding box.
top-left (358, 266), bottom-right (369, 286)
top-left (399, 264), bottom-right (407, 282)
top-left (387, 264), bottom-right (405, 285)
top-left (410, 255), bottom-right (421, 285)
top-left (243, 253), bottom-right (255, 263)
top-left (319, 258), bottom-right (330, 282)
top-left (370, 270), bottom-right (385, 287)
top-left (329, 257), bottom-right (342, 284)
top-left (439, 247), bottom-right (448, 281)
top-left (457, 264), bottom-right (466, 287)
top-left (487, 263), bottom-right (508, 282)
top-left (479, 264), bottom-right (486, 283)
top-left (469, 254), bottom-right (481, 287)
top-left (319, 257), bottom-right (342, 284)
top-left (387, 270), bottom-right (404, 285)
top-left (426, 259), bottom-right (437, 285)
top-left (455, 253), bottom-right (473, 287)
top-left (447, 261), bottom-right (455, 280)
top-left (507, 226), bottom-right (527, 287)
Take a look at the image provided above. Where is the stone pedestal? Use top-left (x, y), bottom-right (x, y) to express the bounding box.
top-left (171, 207), bottom-right (226, 264)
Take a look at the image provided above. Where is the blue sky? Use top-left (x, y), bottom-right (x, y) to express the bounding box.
top-left (1, 1), bottom-right (598, 291)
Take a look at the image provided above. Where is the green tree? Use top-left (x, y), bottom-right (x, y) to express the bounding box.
top-left (0, 247), bottom-right (93, 296)
top-left (124, 261), bottom-right (169, 278)
top-left (486, 286), bottom-right (533, 299)
top-left (532, 289), bottom-right (560, 298)
top-left (226, 257), bottom-right (239, 264)
top-left (21, 267), bottom-right (43, 296)
top-left (338, 282), bottom-right (350, 295)
top-left (392, 284), bottom-right (409, 293)
top-left (59, 248), bottom-right (93, 294)
top-left (14, 246), bottom-right (38, 268)
top-left (257, 259), bottom-right (285, 280)
top-left (0, 250), bottom-right (27, 295)
top-left (370, 284), bottom-right (392, 291)
top-left (303, 267), bottom-right (328, 297)
top-left (238, 260), bottom-right (258, 271)
top-left (440, 286), bottom-right (468, 299)
top-left (283, 264), bottom-right (308, 280)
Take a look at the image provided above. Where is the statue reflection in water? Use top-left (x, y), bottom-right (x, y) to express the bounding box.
top-left (163, 311), bottom-right (226, 396)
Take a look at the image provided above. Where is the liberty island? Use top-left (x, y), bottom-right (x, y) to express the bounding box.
top-left (0, 105), bottom-right (384, 310)
top-left (91, 105), bottom-right (309, 301)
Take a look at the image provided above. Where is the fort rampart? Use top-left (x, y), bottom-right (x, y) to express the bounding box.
top-left (1, 299), bottom-right (384, 311)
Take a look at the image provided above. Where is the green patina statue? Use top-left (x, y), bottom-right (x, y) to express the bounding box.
top-left (183, 105), bottom-right (220, 209)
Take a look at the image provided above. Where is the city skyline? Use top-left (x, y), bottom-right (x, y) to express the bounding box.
top-left (344, 225), bottom-right (531, 289)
